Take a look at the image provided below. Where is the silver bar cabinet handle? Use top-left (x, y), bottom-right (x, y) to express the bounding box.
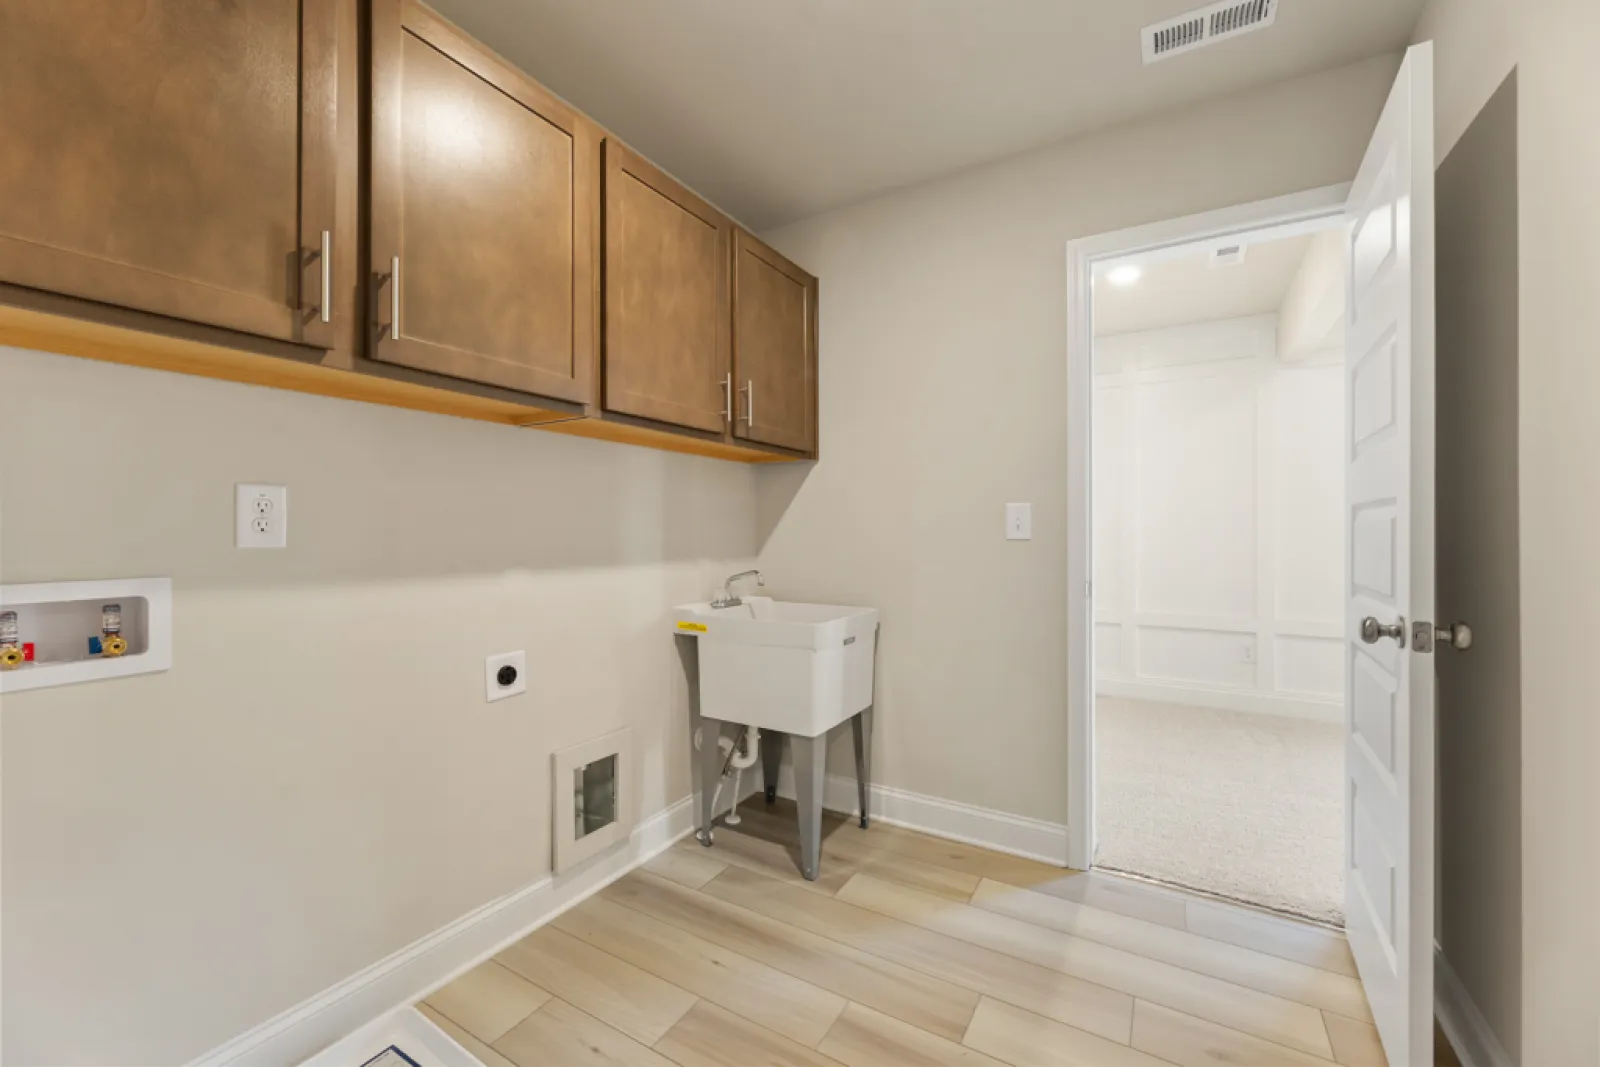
top-left (319, 230), bottom-right (332, 324)
top-left (720, 373), bottom-right (733, 421)
top-left (741, 379), bottom-right (755, 426)
top-left (390, 255), bottom-right (401, 341)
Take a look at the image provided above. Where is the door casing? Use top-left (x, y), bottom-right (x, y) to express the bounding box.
top-left (1063, 183), bottom-right (1352, 872)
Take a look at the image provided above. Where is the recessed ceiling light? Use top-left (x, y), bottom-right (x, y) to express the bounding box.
top-left (1106, 264), bottom-right (1143, 287)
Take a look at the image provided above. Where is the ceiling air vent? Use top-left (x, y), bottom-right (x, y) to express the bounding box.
top-left (1142, 0), bottom-right (1279, 63)
top-left (1209, 243), bottom-right (1247, 268)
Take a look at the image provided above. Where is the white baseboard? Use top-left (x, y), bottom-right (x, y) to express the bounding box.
top-left (188, 796), bottom-right (697, 1067)
top-left (771, 766), bottom-right (1069, 866)
top-left (298, 1007), bottom-right (482, 1067)
top-left (1435, 948), bottom-right (1514, 1067)
top-left (1097, 677), bottom-right (1342, 724)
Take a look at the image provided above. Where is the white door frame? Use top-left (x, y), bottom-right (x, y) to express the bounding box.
top-left (1063, 184), bottom-right (1352, 872)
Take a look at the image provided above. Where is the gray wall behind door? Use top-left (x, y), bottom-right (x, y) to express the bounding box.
top-left (1435, 70), bottom-right (1521, 1063)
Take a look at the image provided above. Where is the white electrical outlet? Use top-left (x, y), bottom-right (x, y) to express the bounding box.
top-left (236, 484), bottom-right (287, 549)
top-left (1242, 643), bottom-right (1256, 664)
top-left (485, 651), bottom-right (527, 702)
top-left (1005, 502), bottom-right (1033, 541)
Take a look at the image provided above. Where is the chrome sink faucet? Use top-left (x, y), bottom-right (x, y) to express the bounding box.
top-left (711, 570), bottom-right (764, 608)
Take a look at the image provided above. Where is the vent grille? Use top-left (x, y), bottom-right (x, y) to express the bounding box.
top-left (1143, 0), bottom-right (1278, 63)
top-left (1211, 0), bottom-right (1273, 36)
top-left (1152, 17), bottom-right (1205, 57)
top-left (1209, 244), bottom-right (1247, 268)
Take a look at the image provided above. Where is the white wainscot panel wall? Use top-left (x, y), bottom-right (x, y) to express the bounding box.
top-left (1092, 315), bottom-right (1345, 722)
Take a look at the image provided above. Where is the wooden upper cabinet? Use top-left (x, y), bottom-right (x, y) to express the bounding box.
top-left (602, 141), bottom-right (731, 434)
top-left (0, 1), bottom-right (339, 348)
top-left (369, 0), bottom-right (596, 404)
top-left (732, 230), bottom-right (817, 455)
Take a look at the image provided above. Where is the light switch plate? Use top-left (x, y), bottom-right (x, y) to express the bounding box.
top-left (485, 650), bottom-right (527, 703)
top-left (236, 484), bottom-right (287, 548)
top-left (1006, 502), bottom-right (1032, 540)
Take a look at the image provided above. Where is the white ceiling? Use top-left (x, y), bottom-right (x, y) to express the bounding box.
top-left (425, 0), bottom-right (1425, 230)
top-left (1093, 232), bottom-right (1312, 337)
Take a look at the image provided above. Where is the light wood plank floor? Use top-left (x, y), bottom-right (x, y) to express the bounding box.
top-left (419, 800), bottom-right (1462, 1067)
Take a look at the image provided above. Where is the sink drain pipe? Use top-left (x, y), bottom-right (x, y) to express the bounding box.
top-left (695, 723), bottom-right (761, 826)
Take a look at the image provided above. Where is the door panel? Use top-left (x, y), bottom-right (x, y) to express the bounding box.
top-left (733, 230), bottom-right (817, 454)
top-left (397, 34), bottom-right (574, 374)
top-left (603, 141), bottom-right (730, 434)
top-left (370, 0), bottom-right (595, 403)
top-left (0, 0), bottom-right (338, 347)
top-left (1352, 656), bottom-right (1397, 773)
top-left (1343, 42), bottom-right (1435, 1067)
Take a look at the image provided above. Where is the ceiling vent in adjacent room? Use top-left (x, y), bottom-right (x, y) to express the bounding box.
top-left (1209, 243), bottom-right (1248, 268)
top-left (1142, 0), bottom-right (1279, 64)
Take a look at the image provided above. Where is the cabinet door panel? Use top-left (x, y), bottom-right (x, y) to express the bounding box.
top-left (603, 142), bottom-right (730, 434)
top-left (370, 0), bottom-right (594, 404)
top-left (0, 0), bottom-right (337, 347)
top-left (733, 231), bottom-right (816, 454)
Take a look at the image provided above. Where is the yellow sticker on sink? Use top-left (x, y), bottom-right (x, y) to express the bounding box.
top-left (677, 621), bottom-right (708, 632)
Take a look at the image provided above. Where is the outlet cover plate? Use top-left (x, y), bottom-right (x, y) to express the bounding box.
top-left (485, 650), bottom-right (527, 702)
top-left (236, 484), bottom-right (287, 549)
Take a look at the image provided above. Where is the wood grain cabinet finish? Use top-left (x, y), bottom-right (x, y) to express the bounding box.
top-left (732, 230), bottom-right (818, 454)
top-left (602, 141), bottom-right (732, 434)
top-left (0, 1), bottom-right (820, 463)
top-left (0, 0), bottom-right (340, 348)
top-left (369, 0), bottom-right (597, 404)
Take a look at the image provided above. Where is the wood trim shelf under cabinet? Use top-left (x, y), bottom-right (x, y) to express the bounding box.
top-left (0, 301), bottom-right (805, 463)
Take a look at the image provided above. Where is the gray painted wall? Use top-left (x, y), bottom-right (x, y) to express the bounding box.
top-left (754, 55), bottom-right (1399, 825)
top-left (1416, 0), bottom-right (1600, 1057)
top-left (0, 350), bottom-right (756, 1065)
top-left (1435, 72), bottom-right (1522, 1062)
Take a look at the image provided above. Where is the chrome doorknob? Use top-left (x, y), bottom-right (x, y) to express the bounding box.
top-left (1360, 616), bottom-right (1406, 645)
top-left (1436, 622), bottom-right (1473, 650)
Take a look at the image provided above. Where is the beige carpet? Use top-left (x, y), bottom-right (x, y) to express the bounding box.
top-left (1094, 695), bottom-right (1344, 924)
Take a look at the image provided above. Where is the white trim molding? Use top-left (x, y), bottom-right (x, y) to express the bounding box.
top-left (1434, 949), bottom-right (1514, 1067)
top-left (187, 796), bottom-right (696, 1067)
top-left (1096, 679), bottom-right (1342, 724)
top-left (1064, 182), bottom-right (1352, 871)
top-left (299, 1007), bottom-right (484, 1067)
top-left (772, 766), bottom-right (1069, 866)
top-left (1088, 318), bottom-right (1347, 720)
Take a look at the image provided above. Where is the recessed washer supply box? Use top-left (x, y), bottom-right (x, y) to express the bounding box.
top-left (0, 577), bottom-right (173, 694)
top-left (674, 596), bottom-right (878, 737)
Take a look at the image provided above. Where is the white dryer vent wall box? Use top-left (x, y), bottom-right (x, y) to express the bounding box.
top-left (552, 727), bottom-right (635, 874)
top-left (1142, 0), bottom-right (1278, 63)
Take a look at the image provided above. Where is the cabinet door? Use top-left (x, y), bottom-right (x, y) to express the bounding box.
top-left (369, 0), bottom-right (596, 404)
top-left (0, 1), bottom-right (338, 348)
top-left (732, 230), bottom-right (817, 454)
top-left (603, 142), bottom-right (731, 434)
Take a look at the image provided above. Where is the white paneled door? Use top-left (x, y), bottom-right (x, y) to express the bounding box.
top-left (1343, 42), bottom-right (1436, 1067)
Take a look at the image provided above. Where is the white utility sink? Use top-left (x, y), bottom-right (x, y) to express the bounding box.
top-left (674, 597), bottom-right (878, 738)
